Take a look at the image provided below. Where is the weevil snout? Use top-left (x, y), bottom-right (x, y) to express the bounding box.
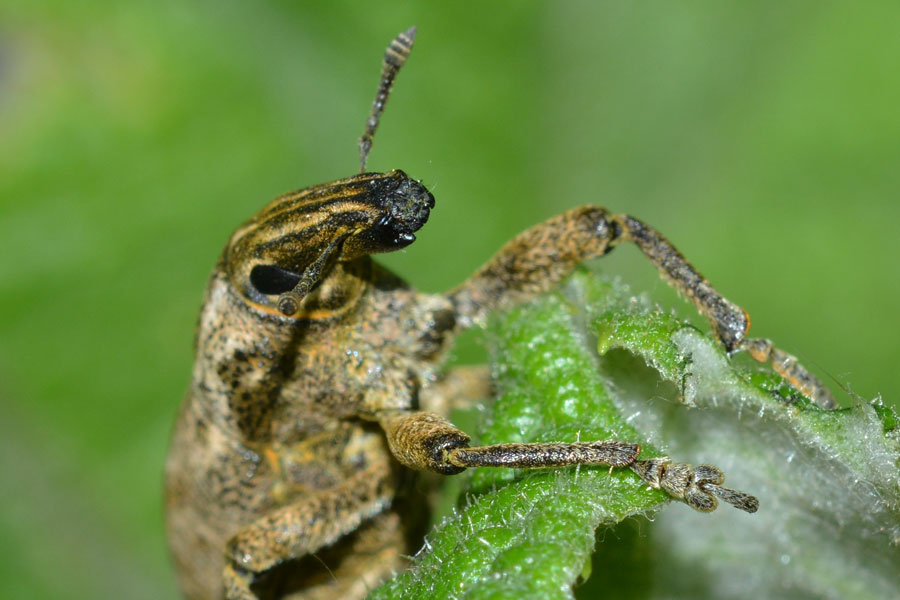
top-left (366, 169), bottom-right (434, 249)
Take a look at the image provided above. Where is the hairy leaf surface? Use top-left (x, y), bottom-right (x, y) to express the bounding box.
top-left (371, 271), bottom-right (900, 599)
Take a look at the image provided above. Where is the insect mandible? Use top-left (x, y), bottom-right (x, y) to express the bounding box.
top-left (164, 27), bottom-right (835, 600)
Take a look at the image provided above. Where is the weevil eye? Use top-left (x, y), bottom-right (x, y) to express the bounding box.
top-left (249, 264), bottom-right (302, 295)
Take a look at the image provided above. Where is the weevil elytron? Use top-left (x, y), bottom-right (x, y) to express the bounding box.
top-left (165, 27), bottom-right (836, 600)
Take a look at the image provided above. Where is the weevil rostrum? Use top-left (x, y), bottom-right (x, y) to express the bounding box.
top-left (165, 27), bottom-right (836, 600)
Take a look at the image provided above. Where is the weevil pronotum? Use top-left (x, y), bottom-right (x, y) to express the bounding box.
top-left (165, 27), bottom-right (836, 600)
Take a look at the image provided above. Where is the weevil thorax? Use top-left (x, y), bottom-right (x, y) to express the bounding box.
top-left (223, 169), bottom-right (434, 315)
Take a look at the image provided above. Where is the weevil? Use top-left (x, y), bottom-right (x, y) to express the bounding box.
top-left (165, 27), bottom-right (835, 600)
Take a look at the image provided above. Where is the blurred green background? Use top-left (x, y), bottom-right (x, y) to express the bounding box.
top-left (1, 1), bottom-right (897, 598)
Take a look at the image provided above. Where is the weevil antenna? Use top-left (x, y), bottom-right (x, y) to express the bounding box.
top-left (358, 26), bottom-right (417, 172)
top-left (277, 232), bottom-right (351, 316)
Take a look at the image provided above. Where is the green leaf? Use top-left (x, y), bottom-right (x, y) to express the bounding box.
top-left (370, 271), bottom-right (900, 599)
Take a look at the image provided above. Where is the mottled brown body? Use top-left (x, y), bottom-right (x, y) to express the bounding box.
top-left (167, 254), bottom-right (447, 599)
top-left (165, 28), bottom-right (831, 600)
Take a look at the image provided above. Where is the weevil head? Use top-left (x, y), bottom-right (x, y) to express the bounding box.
top-left (224, 169), bottom-right (433, 313)
top-left (341, 169), bottom-right (435, 255)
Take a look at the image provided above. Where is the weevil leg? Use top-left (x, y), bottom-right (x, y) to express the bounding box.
top-left (447, 206), bottom-right (835, 408)
top-left (222, 458), bottom-right (397, 600)
top-left (376, 409), bottom-right (756, 512)
top-left (377, 409), bottom-right (638, 475)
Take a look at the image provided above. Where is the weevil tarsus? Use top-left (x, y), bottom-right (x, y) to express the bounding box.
top-left (631, 458), bottom-right (759, 514)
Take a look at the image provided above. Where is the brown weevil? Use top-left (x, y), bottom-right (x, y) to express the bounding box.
top-left (165, 27), bottom-right (835, 600)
